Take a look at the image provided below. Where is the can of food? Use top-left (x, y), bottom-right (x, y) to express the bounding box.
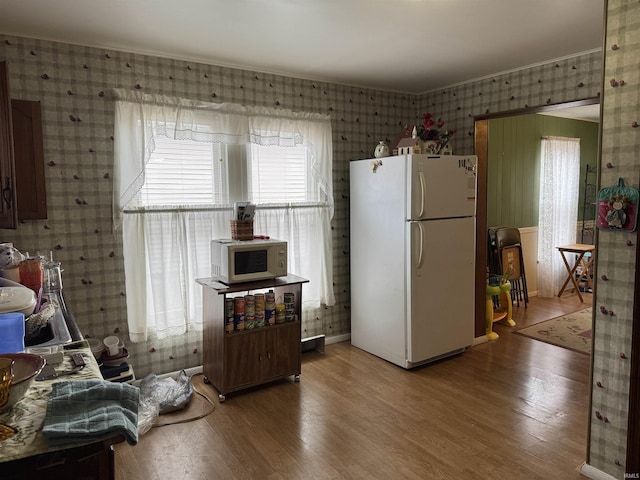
top-left (265, 301), bottom-right (276, 325)
top-left (225, 298), bottom-right (235, 316)
top-left (255, 311), bottom-right (265, 328)
top-left (234, 297), bottom-right (245, 331)
top-left (255, 293), bottom-right (265, 312)
top-left (285, 307), bottom-right (296, 322)
top-left (225, 316), bottom-right (234, 334)
top-left (245, 294), bottom-right (255, 329)
top-left (275, 303), bottom-right (286, 324)
top-left (283, 292), bottom-right (295, 305)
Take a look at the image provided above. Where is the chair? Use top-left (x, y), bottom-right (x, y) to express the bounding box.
top-left (487, 227), bottom-right (529, 308)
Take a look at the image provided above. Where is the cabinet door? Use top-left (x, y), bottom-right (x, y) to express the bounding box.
top-left (224, 330), bottom-right (262, 390)
top-left (262, 324), bottom-right (300, 380)
top-left (12, 99), bottom-right (46, 220)
top-left (0, 61), bottom-right (17, 229)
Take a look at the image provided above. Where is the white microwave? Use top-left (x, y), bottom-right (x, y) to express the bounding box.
top-left (211, 238), bottom-right (288, 284)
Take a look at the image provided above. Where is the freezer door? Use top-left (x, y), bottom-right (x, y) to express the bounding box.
top-left (407, 155), bottom-right (477, 220)
top-left (406, 216), bottom-right (475, 364)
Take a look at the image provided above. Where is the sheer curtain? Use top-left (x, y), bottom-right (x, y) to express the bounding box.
top-left (113, 89), bottom-right (334, 342)
top-left (537, 136), bottom-right (580, 297)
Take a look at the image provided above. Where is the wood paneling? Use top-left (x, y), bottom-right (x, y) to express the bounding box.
top-left (487, 114), bottom-right (598, 229)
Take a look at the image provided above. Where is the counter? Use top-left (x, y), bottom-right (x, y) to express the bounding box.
top-left (0, 341), bottom-right (127, 479)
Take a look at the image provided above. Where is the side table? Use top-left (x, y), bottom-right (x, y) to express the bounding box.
top-left (556, 244), bottom-right (595, 303)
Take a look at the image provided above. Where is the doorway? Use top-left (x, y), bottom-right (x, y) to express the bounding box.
top-left (472, 98), bottom-right (600, 338)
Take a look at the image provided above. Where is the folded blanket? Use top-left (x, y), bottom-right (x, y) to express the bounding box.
top-left (42, 379), bottom-right (139, 446)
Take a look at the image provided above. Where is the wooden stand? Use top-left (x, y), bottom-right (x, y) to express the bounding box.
top-left (556, 244), bottom-right (595, 303)
top-left (196, 274), bottom-right (308, 402)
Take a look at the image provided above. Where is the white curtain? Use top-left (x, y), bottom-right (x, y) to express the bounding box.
top-left (113, 89), bottom-right (334, 342)
top-left (537, 136), bottom-right (580, 298)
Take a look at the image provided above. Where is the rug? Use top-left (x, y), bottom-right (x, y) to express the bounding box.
top-left (514, 308), bottom-right (592, 354)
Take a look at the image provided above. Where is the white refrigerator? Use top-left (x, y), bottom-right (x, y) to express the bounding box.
top-left (349, 154), bottom-right (477, 368)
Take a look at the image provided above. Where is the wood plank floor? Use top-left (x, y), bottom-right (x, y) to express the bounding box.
top-left (115, 292), bottom-right (593, 480)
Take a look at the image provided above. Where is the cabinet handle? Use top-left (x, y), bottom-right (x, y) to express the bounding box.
top-left (2, 177), bottom-right (12, 208)
top-left (267, 352), bottom-right (272, 359)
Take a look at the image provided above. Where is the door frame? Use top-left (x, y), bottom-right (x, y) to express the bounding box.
top-left (472, 97), bottom-right (600, 339)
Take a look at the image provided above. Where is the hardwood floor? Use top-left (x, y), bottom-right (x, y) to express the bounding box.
top-left (115, 292), bottom-right (593, 480)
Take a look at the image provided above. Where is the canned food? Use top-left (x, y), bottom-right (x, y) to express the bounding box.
top-left (265, 300), bottom-right (276, 325)
top-left (275, 303), bottom-right (286, 324)
top-left (225, 317), bottom-right (234, 333)
top-left (225, 298), bottom-right (235, 316)
top-left (234, 297), bottom-right (245, 331)
top-left (234, 297), bottom-right (245, 314)
top-left (255, 293), bottom-right (265, 312)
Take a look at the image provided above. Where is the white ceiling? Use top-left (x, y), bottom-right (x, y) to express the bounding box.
top-left (0, 0), bottom-right (604, 95)
top-left (538, 104), bottom-right (600, 123)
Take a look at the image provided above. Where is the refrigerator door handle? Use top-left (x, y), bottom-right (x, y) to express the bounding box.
top-left (417, 222), bottom-right (424, 269)
top-left (418, 170), bottom-right (426, 218)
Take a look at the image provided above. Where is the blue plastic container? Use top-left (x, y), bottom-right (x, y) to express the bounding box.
top-left (0, 312), bottom-right (25, 354)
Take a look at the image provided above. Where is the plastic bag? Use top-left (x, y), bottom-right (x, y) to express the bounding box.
top-left (137, 395), bottom-right (160, 436)
top-left (139, 370), bottom-right (194, 414)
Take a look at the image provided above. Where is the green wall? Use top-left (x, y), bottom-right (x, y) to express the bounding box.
top-left (487, 114), bottom-right (599, 228)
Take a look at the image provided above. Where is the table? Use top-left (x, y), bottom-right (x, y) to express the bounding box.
top-left (557, 244), bottom-right (596, 303)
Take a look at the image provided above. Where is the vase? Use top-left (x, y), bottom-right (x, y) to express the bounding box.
top-left (374, 140), bottom-right (390, 158)
top-left (422, 140), bottom-right (440, 154)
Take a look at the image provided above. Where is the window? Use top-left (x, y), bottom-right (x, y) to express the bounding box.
top-left (137, 137), bottom-right (228, 206)
top-left (113, 90), bottom-right (334, 342)
top-left (248, 144), bottom-right (309, 204)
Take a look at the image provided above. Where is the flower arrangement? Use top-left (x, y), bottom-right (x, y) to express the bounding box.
top-left (415, 113), bottom-right (456, 151)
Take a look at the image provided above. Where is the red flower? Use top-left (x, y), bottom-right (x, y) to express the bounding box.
top-left (415, 112), bottom-right (457, 147)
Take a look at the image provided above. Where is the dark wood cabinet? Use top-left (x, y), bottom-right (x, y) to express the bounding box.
top-left (3, 437), bottom-right (121, 480)
top-left (0, 60), bottom-right (47, 228)
top-left (0, 61), bottom-right (17, 228)
top-left (12, 99), bottom-right (46, 220)
top-left (197, 275), bottom-right (308, 401)
top-left (224, 322), bottom-right (300, 389)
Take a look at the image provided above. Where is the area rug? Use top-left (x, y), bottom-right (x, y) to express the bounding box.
top-left (514, 308), bottom-right (592, 354)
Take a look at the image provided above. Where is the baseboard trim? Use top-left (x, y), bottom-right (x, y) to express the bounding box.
top-left (326, 333), bottom-right (350, 345)
top-left (579, 463), bottom-right (619, 480)
top-left (473, 335), bottom-right (488, 346)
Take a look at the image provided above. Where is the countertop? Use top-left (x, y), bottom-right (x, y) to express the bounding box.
top-left (0, 341), bottom-right (110, 463)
